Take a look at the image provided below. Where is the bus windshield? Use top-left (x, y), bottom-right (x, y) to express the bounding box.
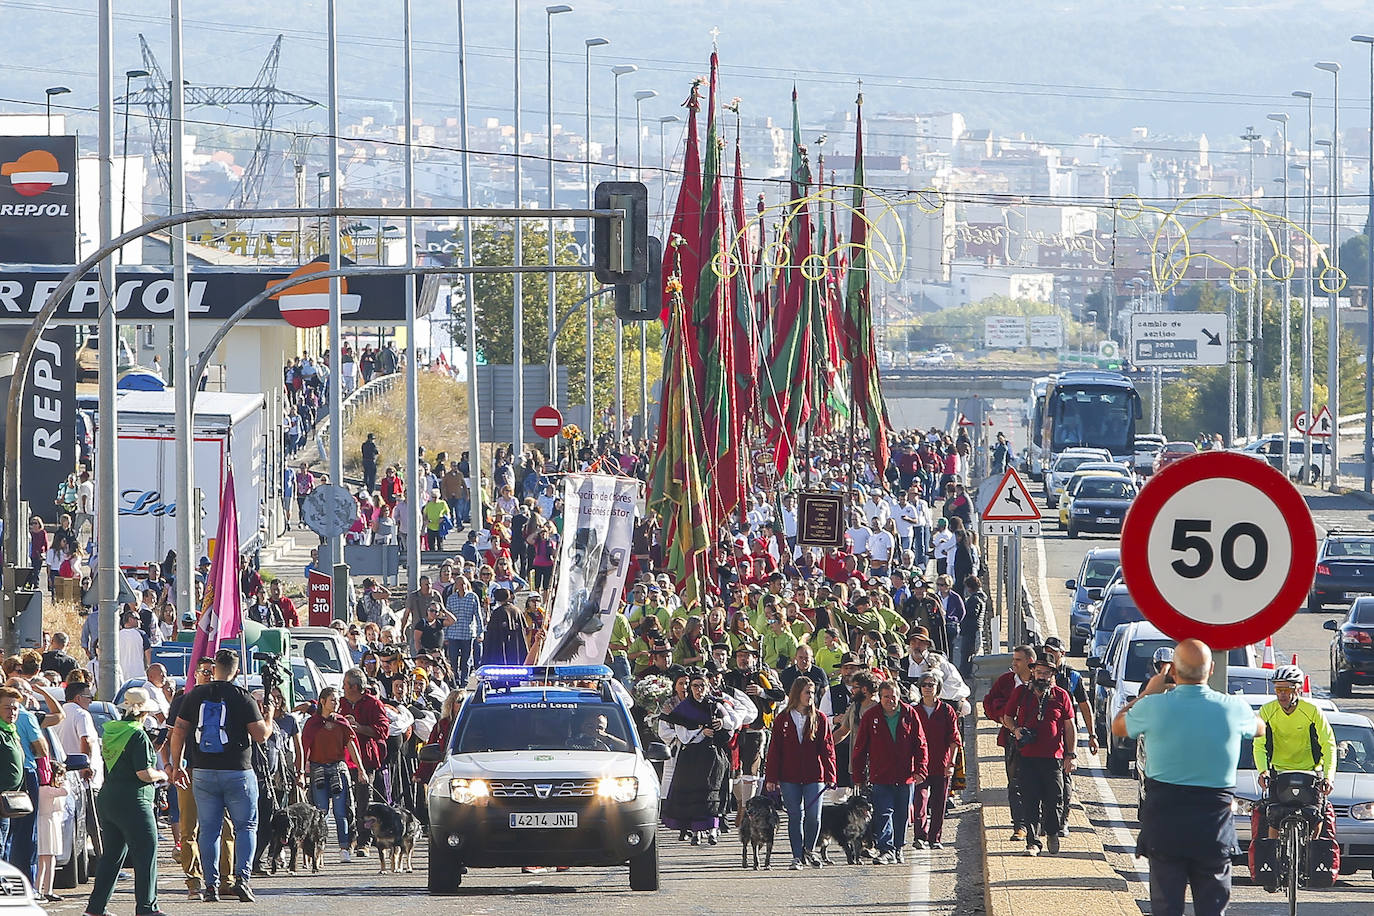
top-left (1050, 385), bottom-right (1137, 455)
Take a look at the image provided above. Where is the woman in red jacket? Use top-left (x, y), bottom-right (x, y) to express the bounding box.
top-left (851, 679), bottom-right (929, 864)
top-left (764, 677), bottom-right (837, 870)
top-left (912, 671), bottom-right (962, 848)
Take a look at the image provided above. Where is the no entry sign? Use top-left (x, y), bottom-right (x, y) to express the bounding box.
top-left (532, 405), bottom-right (563, 439)
top-left (1120, 451), bottom-right (1316, 649)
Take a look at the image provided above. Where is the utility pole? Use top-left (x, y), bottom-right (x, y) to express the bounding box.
top-left (1267, 112), bottom-right (1292, 477)
top-left (1317, 60), bottom-right (1341, 490)
top-left (1295, 89), bottom-right (1316, 483)
top-left (1242, 126), bottom-right (1260, 439)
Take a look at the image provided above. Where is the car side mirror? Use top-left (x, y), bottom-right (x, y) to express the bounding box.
top-left (1086, 656), bottom-right (1102, 669)
top-left (1323, 619), bottom-right (1339, 632)
top-left (1065, 579), bottom-right (1077, 591)
top-left (1096, 671), bottom-right (1115, 689)
top-left (644, 742), bottom-right (671, 762)
top-left (418, 744), bottom-right (445, 763)
top-left (1087, 587), bottom-right (1104, 601)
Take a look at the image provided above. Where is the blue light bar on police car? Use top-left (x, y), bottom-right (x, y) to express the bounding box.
top-left (475, 665), bottom-right (614, 682)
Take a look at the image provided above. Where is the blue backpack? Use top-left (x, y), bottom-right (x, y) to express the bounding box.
top-left (196, 688), bottom-right (230, 755)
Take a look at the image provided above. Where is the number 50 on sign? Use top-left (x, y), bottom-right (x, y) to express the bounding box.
top-left (1120, 452), bottom-right (1316, 650)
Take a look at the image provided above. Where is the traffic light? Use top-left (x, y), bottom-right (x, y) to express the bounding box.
top-left (593, 181), bottom-right (649, 285)
top-left (614, 235), bottom-right (662, 322)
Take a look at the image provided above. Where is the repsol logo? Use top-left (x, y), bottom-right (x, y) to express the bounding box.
top-left (0, 203), bottom-right (69, 217)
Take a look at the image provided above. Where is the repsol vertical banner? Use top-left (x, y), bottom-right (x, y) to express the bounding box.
top-left (22, 326), bottom-right (77, 514)
top-left (539, 473), bottom-right (640, 666)
top-left (0, 136), bottom-right (77, 263)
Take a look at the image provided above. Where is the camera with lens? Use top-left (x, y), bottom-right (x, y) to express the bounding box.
top-left (1015, 726), bottom-right (1038, 748)
top-left (253, 651), bottom-right (284, 696)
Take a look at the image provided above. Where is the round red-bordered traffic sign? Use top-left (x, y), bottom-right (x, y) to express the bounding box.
top-left (531, 405), bottom-right (563, 439)
top-left (1120, 450), bottom-right (1316, 650)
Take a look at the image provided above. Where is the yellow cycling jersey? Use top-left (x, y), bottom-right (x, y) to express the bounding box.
top-left (1253, 699), bottom-right (1337, 781)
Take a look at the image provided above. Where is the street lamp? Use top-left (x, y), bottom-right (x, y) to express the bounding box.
top-left (658, 114), bottom-right (680, 229)
top-left (119, 69), bottom-right (149, 261)
top-left (44, 86), bottom-right (71, 136)
top-left (610, 63), bottom-right (637, 438)
top-left (545, 4), bottom-right (572, 462)
top-left (512, 0), bottom-right (529, 463)
top-left (1352, 35), bottom-right (1374, 491)
top-left (1242, 126), bottom-right (1261, 439)
top-left (1268, 112), bottom-right (1293, 469)
top-left (1316, 60), bottom-right (1341, 490)
top-left (633, 88), bottom-right (656, 439)
top-left (1294, 89), bottom-right (1316, 482)
top-left (583, 37), bottom-right (608, 438)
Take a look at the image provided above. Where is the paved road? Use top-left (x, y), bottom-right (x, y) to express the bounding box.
top-left (1025, 479), bottom-right (1374, 913)
top-left (65, 801), bottom-right (983, 916)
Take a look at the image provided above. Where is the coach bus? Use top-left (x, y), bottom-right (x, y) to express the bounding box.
top-left (1026, 375), bottom-right (1054, 480)
top-left (1039, 370), bottom-right (1142, 469)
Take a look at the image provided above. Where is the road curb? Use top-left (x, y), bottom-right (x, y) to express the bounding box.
top-left (975, 717), bottom-right (1139, 916)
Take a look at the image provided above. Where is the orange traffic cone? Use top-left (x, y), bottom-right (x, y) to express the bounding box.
top-left (1261, 636), bottom-right (1276, 669)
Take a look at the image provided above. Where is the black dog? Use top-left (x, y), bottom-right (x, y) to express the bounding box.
top-left (268, 803), bottom-right (328, 874)
top-left (818, 794), bottom-right (875, 865)
top-left (363, 802), bottom-right (421, 874)
top-left (737, 794), bottom-right (783, 870)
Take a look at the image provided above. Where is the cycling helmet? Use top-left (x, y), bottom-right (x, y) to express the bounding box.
top-left (1272, 664), bottom-right (1304, 684)
top-left (1152, 647), bottom-right (1175, 667)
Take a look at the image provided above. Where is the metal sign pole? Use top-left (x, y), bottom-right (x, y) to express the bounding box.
top-left (403, 0), bottom-right (420, 597)
top-left (170, 0), bottom-right (196, 630)
top-left (95, 0), bottom-right (120, 694)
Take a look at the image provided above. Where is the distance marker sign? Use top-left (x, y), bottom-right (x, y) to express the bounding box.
top-left (1120, 451), bottom-right (1316, 650)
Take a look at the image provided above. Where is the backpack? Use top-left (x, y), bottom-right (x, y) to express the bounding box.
top-left (196, 685), bottom-right (230, 755)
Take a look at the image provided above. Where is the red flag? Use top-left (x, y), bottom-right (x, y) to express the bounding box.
top-left (191, 470), bottom-right (242, 666)
top-left (660, 81), bottom-right (703, 326)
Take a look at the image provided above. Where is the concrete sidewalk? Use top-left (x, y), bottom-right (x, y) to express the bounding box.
top-left (975, 714), bottom-right (1139, 916)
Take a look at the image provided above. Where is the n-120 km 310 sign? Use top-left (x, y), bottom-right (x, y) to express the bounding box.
top-left (1119, 451), bottom-right (1316, 649)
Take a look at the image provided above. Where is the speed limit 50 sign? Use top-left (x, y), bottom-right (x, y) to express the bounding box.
top-left (1120, 451), bottom-right (1316, 649)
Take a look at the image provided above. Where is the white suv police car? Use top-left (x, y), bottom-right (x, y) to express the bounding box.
top-left (423, 665), bottom-right (667, 893)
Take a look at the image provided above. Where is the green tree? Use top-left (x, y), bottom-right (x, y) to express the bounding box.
top-left (445, 221), bottom-right (663, 435)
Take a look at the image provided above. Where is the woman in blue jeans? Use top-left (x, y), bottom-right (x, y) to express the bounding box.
top-left (301, 689), bottom-right (367, 863)
top-left (763, 677), bottom-right (837, 869)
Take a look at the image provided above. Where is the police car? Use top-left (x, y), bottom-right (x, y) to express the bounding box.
top-left (422, 665), bottom-right (667, 893)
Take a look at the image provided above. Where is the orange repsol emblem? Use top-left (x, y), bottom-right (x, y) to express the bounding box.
top-left (0, 150), bottom-right (69, 197)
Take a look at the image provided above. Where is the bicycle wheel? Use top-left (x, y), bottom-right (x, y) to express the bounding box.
top-left (1286, 819), bottom-right (1301, 916)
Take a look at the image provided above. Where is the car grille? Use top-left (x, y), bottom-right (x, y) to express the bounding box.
top-left (0, 876), bottom-right (24, 897)
top-left (1333, 805), bottom-right (1351, 818)
top-left (488, 779), bottom-right (598, 798)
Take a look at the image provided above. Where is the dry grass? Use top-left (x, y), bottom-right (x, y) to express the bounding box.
top-left (46, 600), bottom-right (91, 665)
top-left (343, 371), bottom-right (470, 480)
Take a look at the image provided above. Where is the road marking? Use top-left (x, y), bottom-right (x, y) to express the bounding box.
top-left (909, 845), bottom-right (932, 914)
top-left (1031, 534), bottom-right (1060, 640)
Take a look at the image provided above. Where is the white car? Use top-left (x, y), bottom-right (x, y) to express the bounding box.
top-left (1045, 448), bottom-right (1114, 508)
top-left (0, 861), bottom-right (45, 914)
top-left (1091, 619), bottom-right (1258, 775)
top-left (423, 665), bottom-right (666, 893)
top-left (1238, 434), bottom-right (1330, 484)
top-left (288, 626), bottom-right (353, 690)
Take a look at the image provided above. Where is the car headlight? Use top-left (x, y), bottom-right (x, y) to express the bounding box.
top-left (1073, 507), bottom-right (1091, 515)
top-left (1351, 801), bottom-right (1374, 820)
top-left (1232, 796), bottom-right (1256, 816)
top-left (596, 776), bottom-right (639, 802)
top-left (449, 778), bottom-right (489, 804)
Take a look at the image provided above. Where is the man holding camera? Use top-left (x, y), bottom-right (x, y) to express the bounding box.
top-left (1001, 649), bottom-right (1075, 856)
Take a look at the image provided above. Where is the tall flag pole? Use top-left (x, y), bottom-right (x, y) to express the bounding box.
top-left (763, 86), bottom-right (815, 477)
top-left (726, 98), bottom-right (757, 512)
top-left (659, 80), bottom-right (703, 326)
top-left (694, 51), bottom-right (738, 521)
top-left (843, 88), bottom-right (893, 476)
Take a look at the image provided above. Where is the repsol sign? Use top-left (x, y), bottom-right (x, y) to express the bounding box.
top-left (0, 203), bottom-right (70, 217)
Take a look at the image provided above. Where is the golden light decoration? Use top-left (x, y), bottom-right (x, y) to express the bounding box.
top-left (560, 424), bottom-right (583, 442)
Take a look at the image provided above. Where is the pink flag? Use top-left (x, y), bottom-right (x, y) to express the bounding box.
top-left (191, 470), bottom-right (242, 663)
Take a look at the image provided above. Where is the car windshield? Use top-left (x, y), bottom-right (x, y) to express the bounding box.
top-left (1078, 479), bottom-right (1134, 500)
top-left (1123, 639), bottom-right (1174, 683)
top-left (1056, 456), bottom-right (1091, 474)
top-left (1081, 557), bottom-right (1120, 588)
top-left (291, 662), bottom-right (319, 702)
top-left (1228, 676), bottom-right (1271, 696)
top-left (1239, 722), bottom-right (1374, 774)
top-left (1098, 594), bottom-right (1143, 632)
top-left (296, 637), bottom-right (344, 674)
top-left (1325, 538), bottom-right (1374, 559)
top-left (453, 701), bottom-right (635, 753)
top-left (1165, 442), bottom-right (1197, 454)
top-left (1352, 601), bottom-right (1374, 626)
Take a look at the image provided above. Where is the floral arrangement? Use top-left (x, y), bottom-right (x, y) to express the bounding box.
top-left (631, 673), bottom-right (675, 720)
top-left (560, 423), bottom-right (583, 442)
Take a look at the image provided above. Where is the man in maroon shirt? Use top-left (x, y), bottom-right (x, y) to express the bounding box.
top-left (852, 679), bottom-right (928, 865)
top-left (1000, 650), bottom-right (1076, 856)
top-left (340, 667), bottom-right (390, 856)
top-left (982, 644), bottom-right (1035, 839)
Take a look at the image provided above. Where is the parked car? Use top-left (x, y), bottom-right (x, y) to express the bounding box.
top-left (1065, 548), bottom-right (1120, 656)
top-left (289, 626), bottom-right (353, 691)
top-left (1310, 532), bottom-right (1374, 613)
top-left (1045, 448), bottom-right (1114, 508)
top-left (1326, 597), bottom-right (1374, 697)
top-left (45, 724), bottom-right (99, 890)
top-left (1087, 583), bottom-right (1142, 663)
top-left (1238, 433), bottom-right (1330, 483)
top-left (1152, 440), bottom-right (1198, 474)
top-left (1061, 475), bottom-right (1138, 539)
top-left (0, 860), bottom-right (46, 913)
top-left (1090, 620), bottom-right (1257, 775)
top-left (1229, 706), bottom-right (1374, 880)
top-left (74, 332), bottom-right (135, 383)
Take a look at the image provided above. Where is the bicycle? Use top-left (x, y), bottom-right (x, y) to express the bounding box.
top-left (1261, 770), bottom-right (1328, 916)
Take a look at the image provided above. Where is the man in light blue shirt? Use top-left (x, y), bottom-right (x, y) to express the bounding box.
top-left (1113, 639), bottom-right (1263, 916)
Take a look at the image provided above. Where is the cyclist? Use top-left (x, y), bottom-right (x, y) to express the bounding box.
top-left (1253, 665), bottom-right (1337, 844)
